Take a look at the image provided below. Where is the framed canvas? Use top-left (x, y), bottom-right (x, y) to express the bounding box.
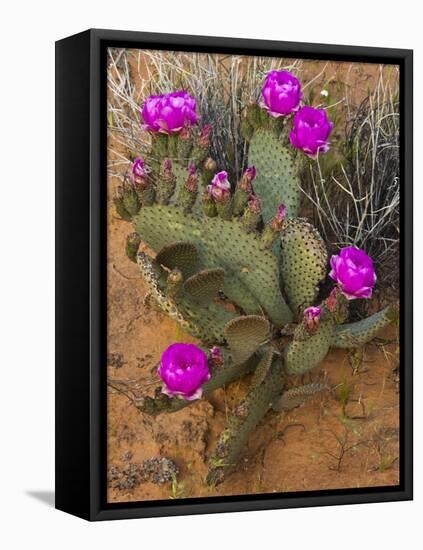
top-left (55, 29), bottom-right (413, 521)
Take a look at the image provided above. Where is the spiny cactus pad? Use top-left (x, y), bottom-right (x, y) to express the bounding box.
top-left (224, 315), bottom-right (270, 364)
top-left (183, 268), bottom-right (225, 304)
top-left (285, 319), bottom-right (335, 375)
top-left (250, 346), bottom-right (276, 388)
top-left (137, 251), bottom-right (235, 343)
top-left (171, 161), bottom-right (188, 196)
top-left (248, 129), bottom-right (301, 221)
top-left (156, 241), bottom-right (200, 279)
top-left (272, 382), bottom-right (329, 411)
top-left (207, 355), bottom-right (286, 485)
top-left (333, 304), bottom-right (398, 348)
top-left (135, 205), bottom-right (293, 326)
top-left (176, 297), bottom-right (236, 344)
top-left (280, 218), bottom-right (328, 317)
top-left (122, 187), bottom-right (141, 217)
top-left (173, 162), bottom-right (205, 213)
top-left (220, 277), bottom-right (261, 315)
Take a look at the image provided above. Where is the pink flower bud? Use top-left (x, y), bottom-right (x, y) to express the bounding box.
top-left (131, 157), bottom-right (147, 186)
top-left (162, 158), bottom-right (174, 180)
top-left (326, 287), bottom-right (338, 312)
top-left (210, 346), bottom-right (224, 367)
top-left (198, 124), bottom-right (212, 147)
top-left (270, 203), bottom-right (287, 231)
top-left (248, 194), bottom-right (262, 214)
top-left (204, 157), bottom-right (217, 172)
top-left (208, 171), bottom-right (231, 202)
top-left (179, 126), bottom-right (191, 140)
top-left (238, 166), bottom-right (256, 192)
top-left (303, 306), bottom-right (321, 332)
top-left (185, 163), bottom-right (198, 193)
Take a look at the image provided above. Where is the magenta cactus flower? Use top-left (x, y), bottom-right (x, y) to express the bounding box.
top-left (303, 306), bottom-right (321, 332)
top-left (329, 246), bottom-right (377, 300)
top-left (210, 170), bottom-right (230, 190)
top-left (141, 91), bottom-right (199, 134)
top-left (261, 70), bottom-right (302, 117)
top-left (207, 171), bottom-right (231, 202)
top-left (158, 343), bottom-right (210, 400)
top-left (289, 106), bottom-right (334, 157)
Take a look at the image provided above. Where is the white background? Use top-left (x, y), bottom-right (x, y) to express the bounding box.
top-left (0, 1), bottom-right (420, 548)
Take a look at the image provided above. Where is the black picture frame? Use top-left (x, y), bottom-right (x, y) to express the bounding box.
top-left (55, 28), bottom-right (413, 521)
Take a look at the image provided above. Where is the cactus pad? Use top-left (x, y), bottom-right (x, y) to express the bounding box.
top-left (250, 346), bottom-right (276, 388)
top-left (280, 218), bottom-right (328, 317)
top-left (156, 241), bottom-right (200, 279)
top-left (206, 356), bottom-right (286, 485)
top-left (137, 251), bottom-right (234, 343)
top-left (176, 297), bottom-right (236, 344)
top-left (248, 129), bottom-right (301, 221)
top-left (183, 268), bottom-right (225, 304)
top-left (220, 277), bottom-right (261, 315)
top-left (272, 383), bottom-right (329, 411)
top-left (224, 315), bottom-right (270, 363)
top-left (122, 187), bottom-right (141, 217)
top-left (135, 205), bottom-right (293, 326)
top-left (285, 319), bottom-right (335, 375)
top-left (332, 304), bottom-right (397, 348)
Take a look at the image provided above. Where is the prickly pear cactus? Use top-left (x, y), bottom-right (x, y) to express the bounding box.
top-left (248, 129), bottom-right (301, 221)
top-left (285, 316), bottom-right (335, 376)
top-left (272, 382), bottom-right (329, 411)
top-left (113, 80), bottom-right (397, 488)
top-left (207, 353), bottom-right (286, 485)
top-left (332, 304), bottom-right (398, 348)
top-left (280, 218), bottom-right (328, 317)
